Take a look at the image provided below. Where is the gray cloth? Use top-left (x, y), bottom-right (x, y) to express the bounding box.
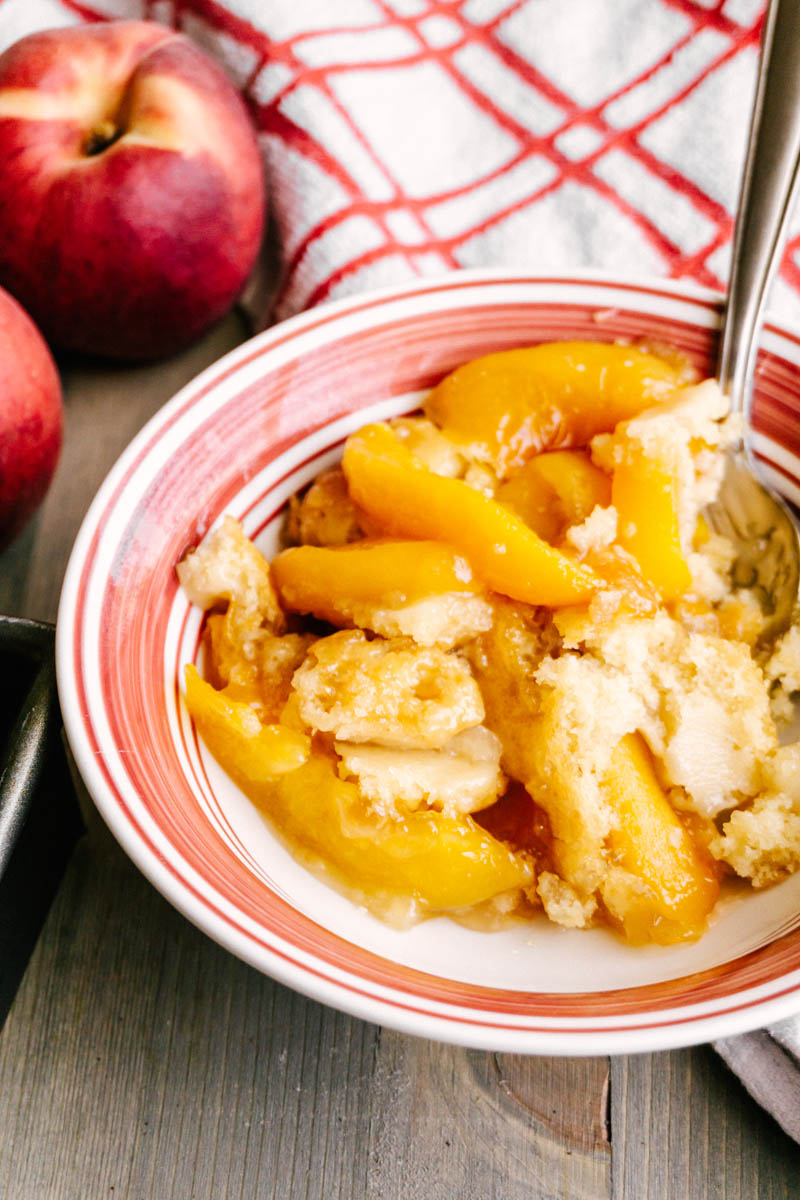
top-left (715, 1019), bottom-right (800, 1142)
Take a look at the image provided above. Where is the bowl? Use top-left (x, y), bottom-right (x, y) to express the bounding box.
top-left (57, 270), bottom-right (800, 1055)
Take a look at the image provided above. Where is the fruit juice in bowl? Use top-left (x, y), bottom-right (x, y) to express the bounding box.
top-left (57, 272), bottom-right (800, 1055)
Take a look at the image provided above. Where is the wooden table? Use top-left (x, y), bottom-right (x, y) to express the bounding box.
top-left (1, 313), bottom-right (798, 1199)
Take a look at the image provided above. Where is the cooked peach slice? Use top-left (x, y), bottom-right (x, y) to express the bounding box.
top-left (272, 539), bottom-right (479, 625)
top-left (342, 423), bottom-right (599, 608)
top-left (612, 446), bottom-right (691, 601)
top-left (425, 342), bottom-right (684, 477)
top-left (247, 752), bottom-right (534, 912)
top-left (535, 450), bottom-right (612, 525)
top-left (499, 449), bottom-right (611, 542)
top-left (184, 665), bottom-right (310, 782)
top-left (600, 733), bottom-right (719, 944)
top-left (184, 682), bottom-right (533, 910)
top-left (496, 462), bottom-right (563, 542)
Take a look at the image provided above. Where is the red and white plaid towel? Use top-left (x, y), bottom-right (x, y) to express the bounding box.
top-left (3, 0), bottom-right (799, 1142)
top-left (3, 0), bottom-right (796, 327)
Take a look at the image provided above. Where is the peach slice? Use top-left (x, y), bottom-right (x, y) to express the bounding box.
top-left (496, 460), bottom-right (563, 543)
top-left (425, 342), bottom-right (684, 477)
top-left (600, 733), bottom-right (719, 944)
top-left (498, 449), bottom-right (611, 542)
top-left (272, 539), bottom-right (479, 625)
top-left (532, 449), bottom-right (612, 526)
top-left (262, 753), bottom-right (534, 912)
top-left (258, 753), bottom-right (534, 912)
top-left (186, 664), bottom-right (531, 912)
top-left (184, 665), bottom-right (310, 781)
top-left (182, 696), bottom-right (534, 911)
top-left (612, 446), bottom-right (691, 601)
top-left (342, 423), bottom-right (599, 608)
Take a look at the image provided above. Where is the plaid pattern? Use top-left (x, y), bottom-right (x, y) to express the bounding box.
top-left (3, 0), bottom-right (794, 326)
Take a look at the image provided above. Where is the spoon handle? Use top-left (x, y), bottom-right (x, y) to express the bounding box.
top-left (718, 0), bottom-right (800, 419)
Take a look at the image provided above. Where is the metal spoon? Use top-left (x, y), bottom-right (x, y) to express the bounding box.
top-left (708, 0), bottom-right (800, 643)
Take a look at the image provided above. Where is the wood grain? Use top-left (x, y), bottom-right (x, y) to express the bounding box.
top-left (0, 314), bottom-right (796, 1199)
top-left (611, 1051), bottom-right (800, 1199)
top-left (0, 826), bottom-right (379, 1199)
top-left (366, 1038), bottom-right (609, 1199)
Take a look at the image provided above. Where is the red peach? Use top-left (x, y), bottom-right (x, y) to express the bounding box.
top-left (0, 21), bottom-right (266, 360)
top-left (0, 286), bottom-right (63, 548)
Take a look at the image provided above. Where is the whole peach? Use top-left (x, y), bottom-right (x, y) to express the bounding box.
top-left (0, 287), bottom-right (63, 548)
top-left (0, 21), bottom-right (265, 360)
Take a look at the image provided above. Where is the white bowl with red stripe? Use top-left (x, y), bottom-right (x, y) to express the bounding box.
top-left (57, 271), bottom-right (800, 1054)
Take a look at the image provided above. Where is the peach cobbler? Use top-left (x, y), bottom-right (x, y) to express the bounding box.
top-left (177, 341), bottom-right (800, 945)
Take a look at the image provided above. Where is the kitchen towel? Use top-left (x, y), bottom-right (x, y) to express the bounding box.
top-left (715, 1019), bottom-right (800, 1144)
top-left (3, 0), bottom-right (797, 326)
top-left (2, 0), bottom-right (799, 1144)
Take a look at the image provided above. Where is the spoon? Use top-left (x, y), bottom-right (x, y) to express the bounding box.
top-left (708, 0), bottom-right (800, 643)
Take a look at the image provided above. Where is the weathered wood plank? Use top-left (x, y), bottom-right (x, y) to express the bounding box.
top-left (611, 1050), bottom-right (800, 1199)
top-left (366, 1037), bottom-right (610, 1200)
top-left (0, 827), bottom-right (382, 1199)
top-left (0, 524), bottom-right (35, 616)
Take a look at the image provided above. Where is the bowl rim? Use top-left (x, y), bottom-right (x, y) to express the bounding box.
top-left (56, 267), bottom-right (800, 1055)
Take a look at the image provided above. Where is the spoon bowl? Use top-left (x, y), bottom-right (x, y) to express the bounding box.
top-left (708, 451), bottom-right (799, 644)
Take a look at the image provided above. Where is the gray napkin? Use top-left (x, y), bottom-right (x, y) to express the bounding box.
top-left (715, 1020), bottom-right (800, 1142)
